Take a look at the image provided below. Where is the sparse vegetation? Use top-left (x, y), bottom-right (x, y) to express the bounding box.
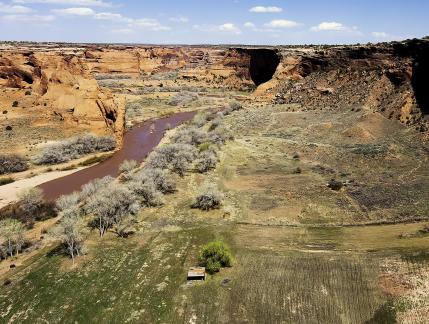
top-left (168, 91), bottom-right (199, 106)
top-left (146, 144), bottom-right (197, 176)
top-left (128, 181), bottom-right (164, 207)
top-left (34, 134), bottom-right (116, 165)
top-left (119, 159), bottom-right (138, 174)
top-left (78, 154), bottom-right (112, 167)
top-left (192, 183), bottom-right (224, 210)
top-left (0, 177), bottom-right (14, 186)
top-left (12, 101), bottom-right (18, 107)
top-left (0, 154), bottom-right (28, 175)
top-left (195, 150), bottom-right (218, 173)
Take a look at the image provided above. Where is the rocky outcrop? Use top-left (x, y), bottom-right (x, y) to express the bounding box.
top-left (264, 39), bottom-right (429, 134)
top-left (0, 47), bottom-right (123, 140)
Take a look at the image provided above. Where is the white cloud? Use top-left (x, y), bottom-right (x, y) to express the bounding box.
top-left (310, 21), bottom-right (360, 34)
top-left (249, 6), bottom-right (282, 13)
top-left (170, 16), bottom-right (189, 23)
top-left (264, 19), bottom-right (300, 28)
top-left (50, 6), bottom-right (171, 31)
top-left (0, 2), bottom-right (33, 14)
top-left (219, 23), bottom-right (241, 34)
top-left (0, 14), bottom-right (54, 22)
top-left (94, 12), bottom-right (130, 22)
top-left (193, 23), bottom-right (241, 35)
top-left (244, 22), bottom-right (255, 28)
top-left (310, 21), bottom-right (347, 32)
top-left (13, 0), bottom-right (111, 7)
top-left (51, 7), bottom-right (94, 15)
top-left (132, 18), bottom-right (170, 31)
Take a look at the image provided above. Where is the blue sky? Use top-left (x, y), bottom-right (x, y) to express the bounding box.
top-left (0, 0), bottom-right (428, 44)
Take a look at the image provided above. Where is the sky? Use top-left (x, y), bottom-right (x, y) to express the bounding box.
top-left (0, 0), bottom-right (428, 44)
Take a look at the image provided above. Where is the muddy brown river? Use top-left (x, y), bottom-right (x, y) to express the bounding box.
top-left (38, 111), bottom-right (196, 201)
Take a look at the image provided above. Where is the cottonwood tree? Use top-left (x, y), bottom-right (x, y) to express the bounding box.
top-left (51, 211), bottom-right (85, 264)
top-left (18, 187), bottom-right (44, 217)
top-left (56, 192), bottom-right (81, 212)
top-left (86, 185), bottom-right (139, 237)
top-left (0, 218), bottom-right (25, 257)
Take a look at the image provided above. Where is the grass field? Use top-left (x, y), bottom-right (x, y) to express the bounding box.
top-left (1, 221), bottom-right (428, 323)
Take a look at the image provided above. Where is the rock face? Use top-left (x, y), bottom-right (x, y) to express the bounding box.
top-left (267, 39), bottom-right (429, 133)
top-left (0, 39), bottom-right (428, 146)
top-left (0, 47), bottom-right (122, 140)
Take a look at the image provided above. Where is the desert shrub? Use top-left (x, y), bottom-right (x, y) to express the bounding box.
top-left (191, 112), bottom-right (209, 128)
top-left (172, 127), bottom-right (208, 146)
top-left (0, 155), bottom-right (28, 175)
top-left (196, 151), bottom-right (218, 173)
top-left (191, 183), bottom-right (224, 210)
top-left (2, 110), bottom-right (7, 114)
top-left (328, 179), bottom-right (343, 191)
top-left (147, 144), bottom-right (197, 176)
top-left (24, 91), bottom-right (31, 96)
top-left (228, 101), bottom-right (243, 112)
top-left (134, 168), bottom-right (175, 194)
top-left (12, 101), bottom-right (18, 107)
top-left (208, 127), bottom-right (234, 145)
top-left (171, 149), bottom-right (195, 176)
top-left (168, 91), bottom-right (198, 106)
top-left (34, 134), bottom-right (116, 165)
top-left (119, 160), bottom-right (138, 174)
top-left (128, 181), bottom-right (164, 207)
top-left (348, 144), bottom-right (389, 157)
top-left (145, 152), bottom-right (169, 170)
top-left (209, 116), bottom-right (223, 131)
top-left (0, 177), bottom-right (14, 186)
top-left (198, 241), bottom-right (233, 274)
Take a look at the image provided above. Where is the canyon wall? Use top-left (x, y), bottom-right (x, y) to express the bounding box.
top-left (1, 39), bottom-right (428, 145)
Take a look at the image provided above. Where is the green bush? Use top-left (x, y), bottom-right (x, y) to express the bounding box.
top-left (0, 177), bottom-right (14, 186)
top-left (198, 142), bottom-right (211, 152)
top-left (198, 241), bottom-right (233, 274)
top-left (12, 101), bottom-right (18, 107)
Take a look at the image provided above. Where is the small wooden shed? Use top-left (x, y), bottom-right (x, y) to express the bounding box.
top-left (187, 267), bottom-right (206, 281)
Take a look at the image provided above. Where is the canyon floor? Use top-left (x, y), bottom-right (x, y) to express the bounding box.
top-left (1, 42), bottom-right (429, 323)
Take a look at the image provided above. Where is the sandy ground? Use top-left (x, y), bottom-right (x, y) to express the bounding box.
top-left (0, 168), bottom-right (86, 208)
